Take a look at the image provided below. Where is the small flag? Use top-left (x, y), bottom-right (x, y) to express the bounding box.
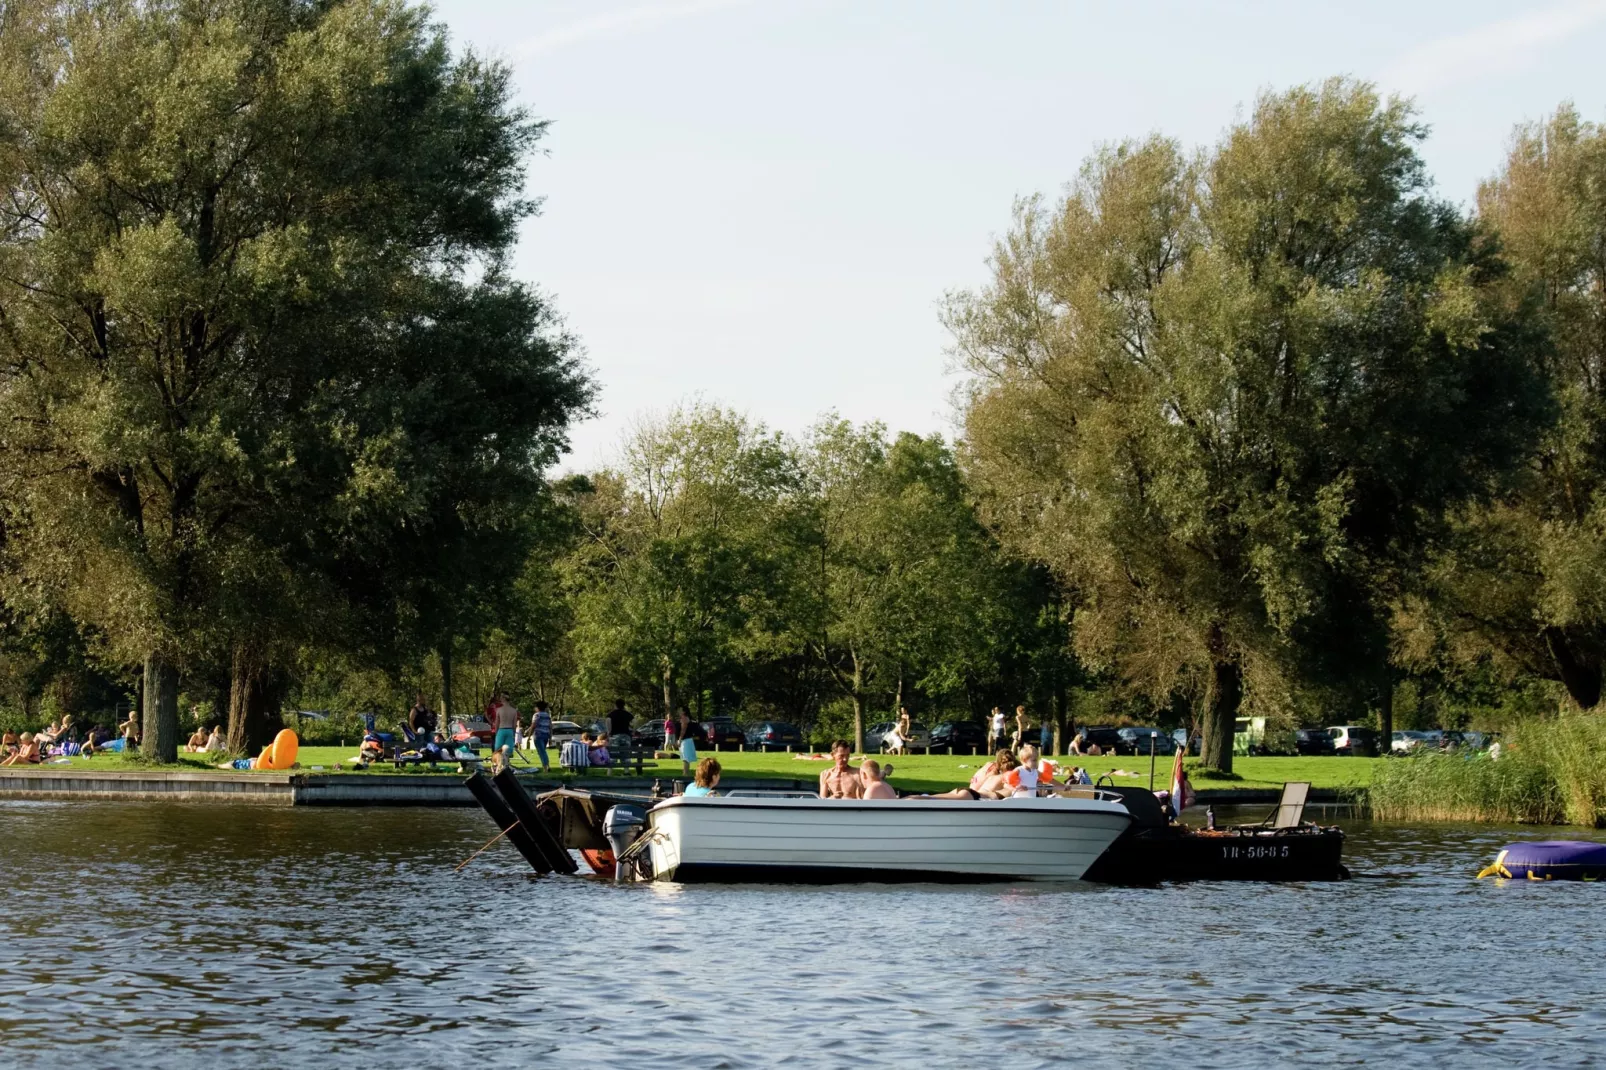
top-left (1170, 743), bottom-right (1195, 818)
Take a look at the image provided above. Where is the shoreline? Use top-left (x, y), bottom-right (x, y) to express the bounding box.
top-left (0, 767), bottom-right (1360, 810)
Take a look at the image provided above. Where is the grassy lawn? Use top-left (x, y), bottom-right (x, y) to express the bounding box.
top-left (15, 743), bottom-right (1378, 794)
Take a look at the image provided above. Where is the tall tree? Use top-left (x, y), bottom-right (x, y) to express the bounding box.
top-left (1405, 105), bottom-right (1606, 710)
top-left (0, 0), bottom-right (586, 758)
top-left (948, 79), bottom-right (1546, 770)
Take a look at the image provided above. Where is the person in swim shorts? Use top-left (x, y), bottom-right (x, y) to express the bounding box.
top-left (490, 691), bottom-right (520, 772)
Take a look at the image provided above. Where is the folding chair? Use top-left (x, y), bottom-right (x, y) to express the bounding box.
top-left (1264, 781), bottom-right (1311, 829)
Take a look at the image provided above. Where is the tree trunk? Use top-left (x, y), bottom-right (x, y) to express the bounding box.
top-left (661, 659), bottom-right (675, 718)
top-left (851, 651), bottom-right (865, 754)
top-left (1544, 627), bottom-right (1602, 709)
top-left (1200, 657), bottom-right (1240, 774)
top-left (1052, 685), bottom-right (1068, 757)
top-left (1376, 664), bottom-right (1395, 759)
top-left (227, 644), bottom-right (283, 755)
top-left (439, 642), bottom-right (454, 721)
top-left (141, 653), bottom-right (179, 763)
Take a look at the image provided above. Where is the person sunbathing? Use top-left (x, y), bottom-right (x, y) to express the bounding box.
top-left (184, 727), bottom-right (209, 752)
top-left (2, 732), bottom-right (42, 765)
top-left (922, 750), bottom-right (1019, 800)
top-left (1, 730), bottom-right (17, 758)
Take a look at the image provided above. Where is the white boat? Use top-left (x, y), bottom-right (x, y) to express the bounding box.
top-left (638, 793), bottom-right (1133, 883)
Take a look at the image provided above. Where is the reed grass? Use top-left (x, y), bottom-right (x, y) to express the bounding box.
top-left (1369, 712), bottom-right (1606, 826)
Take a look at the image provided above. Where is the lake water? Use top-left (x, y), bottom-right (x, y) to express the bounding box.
top-left (1, 800), bottom-right (1602, 1068)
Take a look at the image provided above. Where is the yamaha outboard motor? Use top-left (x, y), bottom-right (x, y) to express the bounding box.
top-left (603, 804), bottom-right (648, 881)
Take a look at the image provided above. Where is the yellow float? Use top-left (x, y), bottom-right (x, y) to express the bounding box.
top-left (253, 729), bottom-right (300, 770)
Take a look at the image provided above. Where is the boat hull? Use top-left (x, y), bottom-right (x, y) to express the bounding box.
top-left (645, 796), bottom-right (1133, 883)
top-left (1081, 825), bottom-right (1347, 884)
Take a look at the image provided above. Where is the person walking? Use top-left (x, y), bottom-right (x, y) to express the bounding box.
top-left (1012, 706), bottom-right (1027, 751)
top-left (489, 690), bottom-right (520, 773)
top-left (676, 705), bottom-right (697, 778)
top-left (530, 700), bottom-right (553, 771)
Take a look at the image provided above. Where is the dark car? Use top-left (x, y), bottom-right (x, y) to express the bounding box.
top-left (702, 717), bottom-right (746, 748)
top-left (745, 721), bottom-right (804, 751)
top-left (1077, 725), bottom-right (1130, 755)
top-left (1294, 728), bottom-right (1335, 756)
top-left (633, 720), bottom-right (666, 748)
top-left (929, 721), bottom-right (990, 753)
top-left (1119, 727), bottom-right (1174, 755)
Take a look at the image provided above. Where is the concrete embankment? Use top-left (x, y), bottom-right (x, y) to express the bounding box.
top-left (0, 768), bottom-right (1360, 811)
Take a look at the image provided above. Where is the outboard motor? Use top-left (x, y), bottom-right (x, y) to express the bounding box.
top-left (602, 804), bottom-right (648, 881)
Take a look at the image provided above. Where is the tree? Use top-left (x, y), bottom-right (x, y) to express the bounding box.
top-left (803, 419), bottom-right (1011, 751)
top-left (1407, 105), bottom-right (1606, 710)
top-left (0, 0), bottom-right (586, 758)
top-left (565, 405), bottom-right (801, 719)
top-left (948, 79), bottom-right (1547, 770)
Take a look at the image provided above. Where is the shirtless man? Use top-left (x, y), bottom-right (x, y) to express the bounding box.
top-left (859, 759), bottom-right (896, 800)
top-left (818, 739), bottom-right (863, 798)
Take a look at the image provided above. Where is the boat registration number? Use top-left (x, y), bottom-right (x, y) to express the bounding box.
top-left (1221, 844), bottom-right (1290, 860)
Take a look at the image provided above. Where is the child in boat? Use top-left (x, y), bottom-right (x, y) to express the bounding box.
top-left (1005, 744), bottom-right (1060, 797)
top-left (684, 757), bottom-right (721, 797)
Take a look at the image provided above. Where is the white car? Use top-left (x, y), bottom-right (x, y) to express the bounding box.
top-left (549, 720), bottom-right (585, 747)
top-left (874, 722), bottom-right (931, 752)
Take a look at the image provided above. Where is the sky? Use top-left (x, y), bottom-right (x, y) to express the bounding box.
top-left (427, 0), bottom-right (1606, 472)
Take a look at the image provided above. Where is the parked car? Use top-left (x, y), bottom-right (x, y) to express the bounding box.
top-left (1171, 728), bottom-right (1201, 755)
top-left (448, 715), bottom-right (493, 745)
top-left (1327, 725), bottom-right (1378, 756)
top-left (632, 719), bottom-right (666, 748)
top-left (871, 721), bottom-right (931, 752)
top-left (745, 721), bottom-right (804, 751)
top-left (1119, 726), bottom-right (1173, 755)
top-left (1390, 729), bottom-right (1437, 754)
top-left (550, 720), bottom-right (586, 748)
top-left (929, 721), bottom-right (990, 752)
top-left (1076, 725), bottom-right (1130, 755)
top-left (702, 717), bottom-right (746, 748)
top-left (1294, 728), bottom-right (1336, 755)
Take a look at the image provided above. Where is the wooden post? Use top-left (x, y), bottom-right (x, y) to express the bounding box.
top-left (492, 768), bottom-right (578, 874)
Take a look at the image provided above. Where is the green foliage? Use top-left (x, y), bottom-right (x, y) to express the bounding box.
top-left (1401, 104), bottom-right (1606, 711)
top-left (948, 79), bottom-right (1548, 770)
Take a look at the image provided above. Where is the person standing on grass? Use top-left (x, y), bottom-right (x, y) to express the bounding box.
top-left (989, 706), bottom-right (1006, 752)
top-left (1012, 706), bottom-right (1028, 750)
top-left (819, 739), bottom-right (863, 798)
top-left (676, 706), bottom-right (697, 777)
top-left (530, 700), bottom-right (553, 771)
top-left (607, 698), bottom-right (634, 742)
top-left (490, 691), bottom-right (520, 773)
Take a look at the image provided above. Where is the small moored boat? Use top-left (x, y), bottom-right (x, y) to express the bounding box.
top-left (608, 792), bottom-right (1133, 883)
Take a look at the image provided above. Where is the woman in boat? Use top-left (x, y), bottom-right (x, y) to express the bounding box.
top-left (684, 757), bottom-right (721, 797)
top-left (923, 749), bottom-right (1019, 800)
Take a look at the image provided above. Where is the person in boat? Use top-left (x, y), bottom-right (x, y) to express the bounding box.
top-left (859, 759), bottom-right (897, 799)
top-left (1005, 744), bottom-right (1061, 797)
top-left (819, 739), bottom-right (863, 798)
top-left (922, 749), bottom-right (1020, 800)
top-left (684, 757), bottom-right (722, 796)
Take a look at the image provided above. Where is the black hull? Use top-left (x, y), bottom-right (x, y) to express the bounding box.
top-left (1083, 826), bottom-right (1347, 884)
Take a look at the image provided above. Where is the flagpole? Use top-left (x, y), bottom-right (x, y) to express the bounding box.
top-left (1148, 735), bottom-right (1156, 791)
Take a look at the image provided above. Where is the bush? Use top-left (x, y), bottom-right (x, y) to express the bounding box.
top-left (1369, 711), bottom-right (1606, 826)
